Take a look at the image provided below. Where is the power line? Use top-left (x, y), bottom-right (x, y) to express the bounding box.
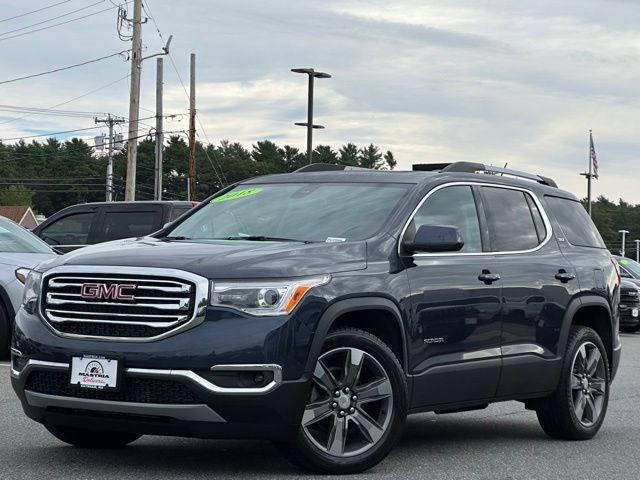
top-left (0, 50), bottom-right (130, 86)
top-left (0, 114), bottom-right (182, 141)
top-left (0, 2), bottom-right (127, 42)
top-left (0, 73), bottom-right (131, 127)
top-left (0, 0), bottom-right (105, 37)
top-left (143, 0), bottom-right (227, 186)
top-left (0, 0), bottom-right (72, 24)
top-left (0, 105), bottom-right (108, 119)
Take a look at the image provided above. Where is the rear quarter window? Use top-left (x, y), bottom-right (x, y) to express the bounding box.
top-left (545, 196), bottom-right (606, 248)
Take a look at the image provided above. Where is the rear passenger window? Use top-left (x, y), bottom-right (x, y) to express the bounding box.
top-left (101, 211), bottom-right (159, 242)
top-left (482, 187), bottom-right (541, 252)
top-left (545, 196), bottom-right (606, 248)
top-left (411, 185), bottom-right (482, 253)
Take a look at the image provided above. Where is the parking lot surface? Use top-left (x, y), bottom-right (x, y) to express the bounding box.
top-left (2, 334), bottom-right (640, 480)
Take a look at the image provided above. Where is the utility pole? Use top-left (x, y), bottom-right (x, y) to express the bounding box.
top-left (291, 68), bottom-right (331, 164)
top-left (95, 114), bottom-right (126, 202)
top-left (188, 53), bottom-right (196, 201)
top-left (635, 239), bottom-right (639, 263)
top-left (619, 230), bottom-right (629, 257)
top-left (580, 129), bottom-right (597, 217)
top-left (154, 57), bottom-right (163, 201)
top-left (125, 0), bottom-right (143, 201)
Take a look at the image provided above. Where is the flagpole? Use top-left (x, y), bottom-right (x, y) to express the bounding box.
top-left (588, 129), bottom-right (592, 217)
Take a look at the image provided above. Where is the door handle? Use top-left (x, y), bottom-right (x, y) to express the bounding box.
top-left (555, 270), bottom-right (576, 283)
top-left (478, 270), bottom-right (500, 284)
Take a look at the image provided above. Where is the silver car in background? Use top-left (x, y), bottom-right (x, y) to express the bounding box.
top-left (0, 216), bottom-right (57, 358)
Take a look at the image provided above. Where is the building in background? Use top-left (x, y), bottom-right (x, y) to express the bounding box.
top-left (0, 206), bottom-right (39, 229)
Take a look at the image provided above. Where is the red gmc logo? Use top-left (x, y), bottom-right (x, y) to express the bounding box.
top-left (80, 283), bottom-right (136, 301)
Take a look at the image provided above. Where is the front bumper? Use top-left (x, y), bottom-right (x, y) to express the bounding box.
top-left (11, 356), bottom-right (309, 440)
top-left (10, 299), bottom-right (324, 440)
top-left (619, 305), bottom-right (640, 328)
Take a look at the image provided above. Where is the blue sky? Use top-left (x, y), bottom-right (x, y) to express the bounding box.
top-left (0, 0), bottom-right (639, 201)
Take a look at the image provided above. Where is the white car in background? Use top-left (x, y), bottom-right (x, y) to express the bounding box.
top-left (0, 216), bottom-right (57, 358)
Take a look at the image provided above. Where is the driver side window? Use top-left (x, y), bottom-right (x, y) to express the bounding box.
top-left (411, 185), bottom-right (482, 253)
top-left (39, 213), bottom-right (93, 246)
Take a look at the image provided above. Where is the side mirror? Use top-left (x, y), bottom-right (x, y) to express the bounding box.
top-left (404, 225), bottom-right (464, 253)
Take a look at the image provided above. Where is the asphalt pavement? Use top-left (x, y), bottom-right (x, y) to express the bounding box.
top-left (2, 334), bottom-right (640, 479)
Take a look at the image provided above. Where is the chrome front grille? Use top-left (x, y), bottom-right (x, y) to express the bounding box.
top-left (40, 267), bottom-right (208, 341)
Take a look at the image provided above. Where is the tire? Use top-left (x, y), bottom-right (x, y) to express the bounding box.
top-left (536, 326), bottom-right (610, 440)
top-left (0, 301), bottom-right (10, 360)
top-left (45, 424), bottom-right (142, 448)
top-left (279, 327), bottom-right (408, 474)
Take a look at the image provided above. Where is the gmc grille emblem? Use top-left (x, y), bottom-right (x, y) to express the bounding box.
top-left (80, 283), bottom-right (136, 301)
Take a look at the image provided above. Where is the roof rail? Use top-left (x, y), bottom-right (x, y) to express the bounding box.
top-left (412, 162), bottom-right (557, 188)
top-left (295, 163), bottom-right (372, 173)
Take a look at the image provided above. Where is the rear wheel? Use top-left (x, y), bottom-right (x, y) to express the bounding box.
top-left (537, 326), bottom-right (610, 440)
top-left (0, 301), bottom-right (10, 360)
top-left (279, 327), bottom-right (407, 474)
top-left (45, 425), bottom-right (142, 448)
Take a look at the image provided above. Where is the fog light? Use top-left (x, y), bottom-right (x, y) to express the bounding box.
top-left (253, 372), bottom-right (265, 385)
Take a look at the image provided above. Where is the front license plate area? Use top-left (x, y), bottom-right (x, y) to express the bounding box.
top-left (70, 356), bottom-right (119, 391)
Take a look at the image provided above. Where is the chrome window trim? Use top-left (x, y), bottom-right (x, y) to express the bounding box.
top-left (398, 181), bottom-right (554, 257)
top-left (13, 359), bottom-right (282, 395)
top-left (38, 265), bottom-right (209, 343)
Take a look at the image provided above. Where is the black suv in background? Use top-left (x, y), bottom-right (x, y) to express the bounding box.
top-left (32, 201), bottom-right (195, 253)
top-left (11, 162), bottom-right (620, 474)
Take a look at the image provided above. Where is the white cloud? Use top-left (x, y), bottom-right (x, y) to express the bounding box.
top-left (0, 0), bottom-right (638, 203)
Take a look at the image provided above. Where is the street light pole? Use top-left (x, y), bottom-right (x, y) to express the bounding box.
top-left (292, 68), bottom-right (331, 164)
top-left (635, 239), bottom-right (639, 262)
top-left (619, 230), bottom-right (630, 257)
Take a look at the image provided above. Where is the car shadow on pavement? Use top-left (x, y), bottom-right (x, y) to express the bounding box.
top-left (23, 411), bottom-right (552, 479)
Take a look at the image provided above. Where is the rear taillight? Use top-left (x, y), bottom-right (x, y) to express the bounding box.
top-left (611, 257), bottom-right (621, 281)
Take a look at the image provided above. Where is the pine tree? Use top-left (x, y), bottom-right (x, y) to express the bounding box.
top-left (383, 150), bottom-right (397, 170)
top-left (338, 143), bottom-right (359, 166)
top-left (312, 145), bottom-right (338, 164)
top-left (358, 143), bottom-right (383, 169)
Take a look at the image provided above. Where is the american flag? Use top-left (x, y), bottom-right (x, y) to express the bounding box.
top-left (590, 131), bottom-right (598, 179)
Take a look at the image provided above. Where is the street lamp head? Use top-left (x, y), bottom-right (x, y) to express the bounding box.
top-left (291, 68), bottom-right (332, 79)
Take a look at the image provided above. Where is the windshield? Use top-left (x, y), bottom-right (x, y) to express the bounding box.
top-left (618, 256), bottom-right (640, 279)
top-left (0, 217), bottom-right (53, 254)
top-left (168, 182), bottom-right (411, 243)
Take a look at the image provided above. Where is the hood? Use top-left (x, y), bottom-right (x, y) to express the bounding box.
top-left (41, 237), bottom-right (367, 279)
top-left (0, 252), bottom-right (57, 270)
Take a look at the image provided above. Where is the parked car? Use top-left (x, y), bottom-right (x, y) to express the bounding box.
top-left (32, 201), bottom-right (195, 253)
top-left (11, 162), bottom-right (620, 474)
top-left (0, 216), bottom-right (57, 358)
top-left (615, 256), bottom-right (640, 286)
top-left (619, 280), bottom-right (640, 332)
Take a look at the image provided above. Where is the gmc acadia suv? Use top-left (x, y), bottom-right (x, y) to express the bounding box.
top-left (11, 162), bottom-right (621, 474)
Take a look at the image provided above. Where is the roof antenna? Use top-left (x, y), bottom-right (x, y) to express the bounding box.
top-left (501, 162), bottom-right (508, 176)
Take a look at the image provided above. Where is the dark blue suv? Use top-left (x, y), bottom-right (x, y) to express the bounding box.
top-left (11, 162), bottom-right (621, 474)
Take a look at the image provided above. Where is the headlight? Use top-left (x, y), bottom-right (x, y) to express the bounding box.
top-left (22, 271), bottom-right (42, 314)
top-left (15, 268), bottom-right (32, 284)
top-left (210, 275), bottom-right (330, 316)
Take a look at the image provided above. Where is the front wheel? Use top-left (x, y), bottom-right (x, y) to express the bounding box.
top-left (45, 424), bottom-right (142, 448)
top-left (537, 326), bottom-right (610, 440)
top-left (279, 327), bottom-right (408, 474)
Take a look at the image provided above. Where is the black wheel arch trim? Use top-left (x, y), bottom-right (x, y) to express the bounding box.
top-left (305, 297), bottom-right (409, 375)
top-left (0, 285), bottom-right (15, 321)
top-left (557, 295), bottom-right (613, 360)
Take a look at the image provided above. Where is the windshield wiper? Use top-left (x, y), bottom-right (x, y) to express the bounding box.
top-left (220, 236), bottom-right (313, 244)
top-left (158, 235), bottom-right (191, 241)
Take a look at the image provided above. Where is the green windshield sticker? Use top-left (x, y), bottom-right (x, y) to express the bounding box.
top-left (212, 188), bottom-right (263, 203)
top-left (620, 258), bottom-right (629, 265)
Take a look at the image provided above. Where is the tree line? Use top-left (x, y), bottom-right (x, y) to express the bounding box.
top-left (0, 137), bottom-right (396, 216)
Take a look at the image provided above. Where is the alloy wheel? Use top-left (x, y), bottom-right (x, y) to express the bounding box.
top-left (302, 347), bottom-right (394, 457)
top-left (571, 341), bottom-right (607, 427)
